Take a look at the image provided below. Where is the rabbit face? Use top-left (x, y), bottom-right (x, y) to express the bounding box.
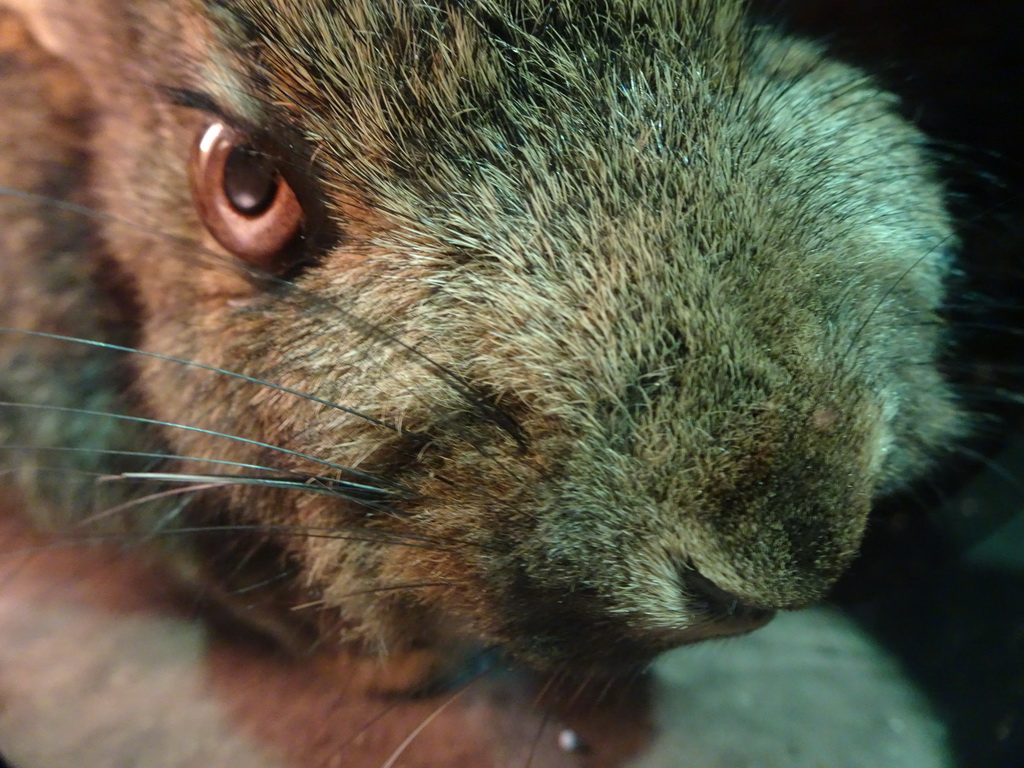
top-left (6, 0), bottom-right (962, 669)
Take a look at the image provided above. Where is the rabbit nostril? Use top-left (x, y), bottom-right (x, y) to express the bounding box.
top-left (681, 567), bottom-right (775, 629)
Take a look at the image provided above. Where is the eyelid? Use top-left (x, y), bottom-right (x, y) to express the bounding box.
top-left (164, 87), bottom-right (247, 128)
top-left (164, 85), bottom-right (313, 184)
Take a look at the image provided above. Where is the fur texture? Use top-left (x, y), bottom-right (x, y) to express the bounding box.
top-left (1, 0), bottom-right (962, 673)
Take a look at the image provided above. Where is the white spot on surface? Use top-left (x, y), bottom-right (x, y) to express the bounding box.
top-left (558, 728), bottom-right (582, 753)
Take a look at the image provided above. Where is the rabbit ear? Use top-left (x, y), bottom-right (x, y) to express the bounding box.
top-left (0, 0), bottom-right (91, 59)
top-left (1, 0), bottom-right (158, 88)
top-left (1, 0), bottom-right (136, 98)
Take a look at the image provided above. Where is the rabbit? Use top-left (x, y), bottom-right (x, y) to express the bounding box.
top-left (0, 0), bottom-right (964, 691)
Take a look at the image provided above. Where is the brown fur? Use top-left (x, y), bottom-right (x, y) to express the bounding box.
top-left (1, 0), bottom-right (962, 679)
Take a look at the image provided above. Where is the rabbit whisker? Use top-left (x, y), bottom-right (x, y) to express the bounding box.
top-left (0, 400), bottom-right (409, 493)
top-left (0, 327), bottom-right (424, 441)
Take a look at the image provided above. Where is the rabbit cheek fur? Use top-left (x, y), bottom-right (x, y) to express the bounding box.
top-left (8, 0), bottom-right (962, 670)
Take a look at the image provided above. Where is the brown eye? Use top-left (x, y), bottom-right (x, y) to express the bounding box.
top-left (190, 122), bottom-right (303, 269)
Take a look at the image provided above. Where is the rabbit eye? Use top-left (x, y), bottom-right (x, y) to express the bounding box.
top-left (190, 122), bottom-right (303, 269)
